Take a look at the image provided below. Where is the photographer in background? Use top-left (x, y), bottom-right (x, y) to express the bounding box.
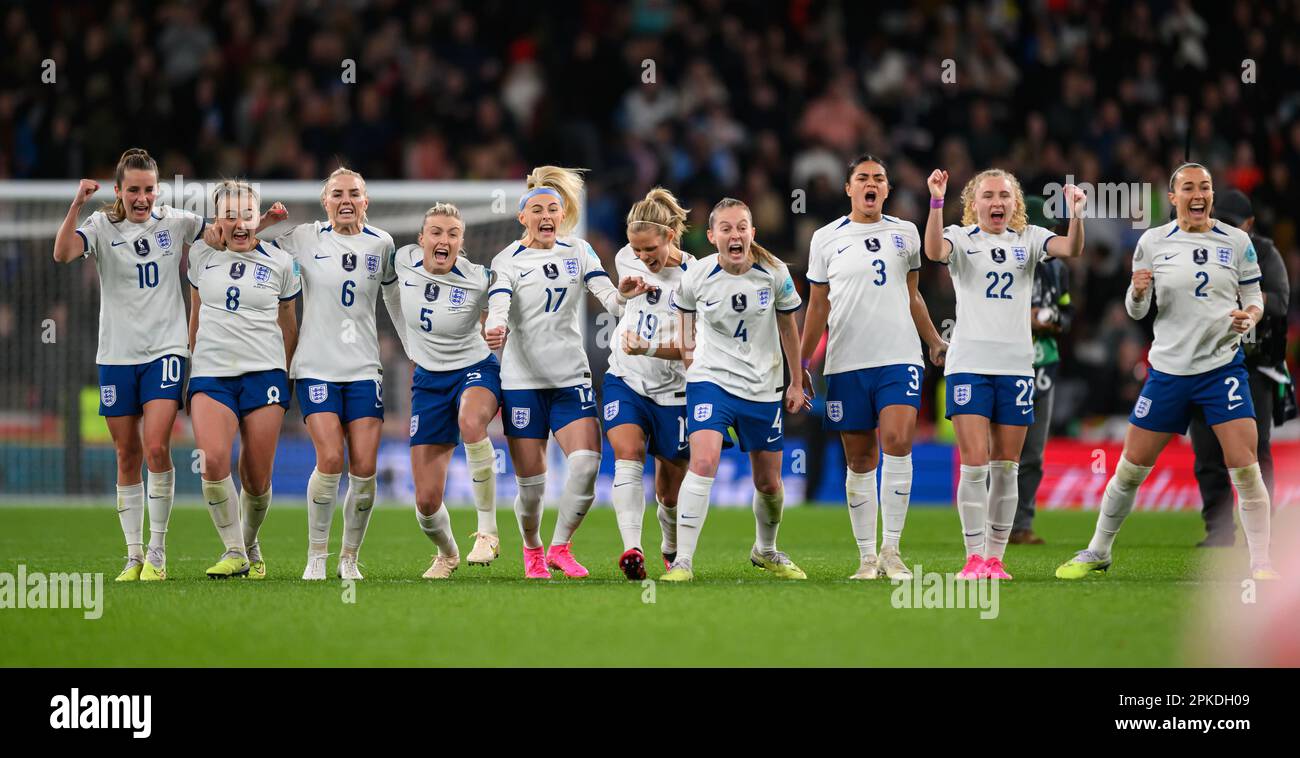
top-left (1012, 197), bottom-right (1074, 545)
top-left (1188, 190), bottom-right (1293, 547)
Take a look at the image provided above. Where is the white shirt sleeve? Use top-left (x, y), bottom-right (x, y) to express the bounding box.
top-left (907, 225), bottom-right (923, 271)
top-left (775, 263), bottom-right (802, 313)
top-left (942, 224), bottom-right (968, 269)
top-left (581, 239), bottom-right (624, 316)
top-left (1125, 233), bottom-right (1152, 319)
top-left (807, 231), bottom-right (828, 284)
top-left (75, 212), bottom-right (103, 258)
top-left (280, 254), bottom-right (302, 300)
top-left (484, 254), bottom-right (514, 332)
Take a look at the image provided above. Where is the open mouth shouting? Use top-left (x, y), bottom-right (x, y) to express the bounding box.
top-left (1187, 198), bottom-right (1208, 221)
top-left (337, 204), bottom-right (356, 222)
top-left (432, 243), bottom-right (451, 264)
top-left (863, 189), bottom-right (879, 208)
top-left (230, 227), bottom-right (252, 247)
top-left (989, 207), bottom-right (1007, 225)
top-left (537, 220), bottom-right (556, 237)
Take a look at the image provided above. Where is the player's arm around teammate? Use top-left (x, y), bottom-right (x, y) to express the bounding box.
top-left (661, 198), bottom-right (808, 582)
top-left (226, 169), bottom-right (397, 581)
top-left (483, 166), bottom-right (646, 579)
top-left (604, 188), bottom-right (697, 580)
top-left (187, 181), bottom-right (301, 579)
top-left (924, 167), bottom-right (1084, 581)
top-left (1059, 163), bottom-right (1277, 581)
top-left (52, 148), bottom-right (202, 582)
top-left (798, 154), bottom-right (947, 582)
top-left (398, 204), bottom-right (503, 579)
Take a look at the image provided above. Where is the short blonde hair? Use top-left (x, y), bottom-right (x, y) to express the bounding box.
top-left (960, 168), bottom-right (1028, 232)
top-left (522, 165), bottom-right (585, 236)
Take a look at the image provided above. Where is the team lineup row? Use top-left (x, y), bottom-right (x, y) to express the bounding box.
top-left (51, 147), bottom-right (1278, 584)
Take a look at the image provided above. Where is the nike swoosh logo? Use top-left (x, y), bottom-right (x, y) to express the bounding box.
top-left (1228, 402), bottom-right (1243, 410)
top-left (1160, 253), bottom-right (1180, 261)
top-left (314, 254), bottom-right (330, 259)
top-left (1021, 408), bottom-right (1032, 415)
top-left (677, 443), bottom-right (689, 451)
top-left (680, 514), bottom-right (698, 520)
top-left (205, 263), bottom-right (220, 269)
top-left (472, 476), bottom-right (490, 483)
top-left (311, 499), bottom-right (331, 505)
top-left (849, 501), bottom-right (867, 509)
top-left (766, 435), bottom-right (781, 442)
top-left (836, 245), bottom-right (850, 255)
top-left (207, 500), bottom-right (227, 507)
top-left (893, 491), bottom-right (910, 497)
top-left (115, 506), bottom-right (130, 513)
top-left (906, 391), bottom-right (918, 396)
top-left (519, 270), bottom-right (534, 278)
top-left (613, 482), bottom-right (633, 488)
top-left (403, 281), bottom-right (417, 287)
top-left (112, 241), bottom-right (128, 247)
top-left (148, 495), bottom-right (165, 500)
top-left (160, 382), bottom-right (178, 389)
top-left (581, 404), bottom-right (595, 410)
top-left (704, 300), bottom-right (720, 307)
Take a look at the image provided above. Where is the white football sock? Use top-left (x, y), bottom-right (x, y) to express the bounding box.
top-left (306, 468), bottom-right (341, 554)
top-left (145, 469), bottom-right (174, 552)
top-left (1230, 463), bottom-right (1272, 568)
top-left (985, 460), bottom-right (1019, 560)
top-left (202, 476), bottom-right (244, 555)
top-left (417, 506), bottom-right (459, 557)
top-left (240, 486), bottom-right (272, 554)
top-left (612, 459), bottom-right (645, 552)
top-left (879, 453), bottom-right (912, 550)
top-left (657, 497), bottom-right (677, 555)
top-left (116, 482), bottom-right (145, 560)
top-left (957, 464), bottom-right (989, 557)
top-left (550, 450), bottom-right (600, 545)
top-left (1087, 456), bottom-right (1152, 557)
top-left (514, 473), bottom-right (547, 549)
top-left (845, 467), bottom-right (878, 560)
top-left (464, 437), bottom-right (498, 535)
top-left (341, 473), bottom-right (376, 555)
top-left (753, 488), bottom-right (785, 554)
top-left (674, 472), bottom-right (714, 563)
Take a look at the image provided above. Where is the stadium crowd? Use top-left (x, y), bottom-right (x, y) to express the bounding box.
top-left (1, 0), bottom-right (1298, 432)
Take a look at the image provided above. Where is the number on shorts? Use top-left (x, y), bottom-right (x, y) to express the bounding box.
top-left (1015, 378), bottom-right (1034, 406)
top-left (677, 415), bottom-right (687, 446)
top-left (577, 385), bottom-right (594, 405)
top-left (1225, 376), bottom-right (1242, 403)
top-left (225, 286), bottom-right (240, 311)
top-left (161, 356), bottom-right (182, 385)
top-left (907, 365), bottom-right (920, 390)
top-left (771, 407), bottom-right (783, 434)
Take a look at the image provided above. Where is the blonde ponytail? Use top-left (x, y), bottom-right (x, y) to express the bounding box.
top-left (522, 165), bottom-right (585, 235)
top-left (627, 186), bottom-right (688, 241)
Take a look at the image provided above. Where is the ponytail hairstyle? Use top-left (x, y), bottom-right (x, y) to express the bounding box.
top-left (960, 168), bottom-right (1028, 231)
top-left (320, 166), bottom-right (369, 222)
top-left (707, 197), bottom-right (781, 269)
top-left (104, 148), bottom-right (159, 223)
top-left (626, 186), bottom-right (688, 242)
top-left (522, 165), bottom-right (585, 236)
top-left (212, 179), bottom-right (260, 217)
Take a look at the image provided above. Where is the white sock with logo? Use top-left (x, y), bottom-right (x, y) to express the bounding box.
top-left (753, 488), bottom-right (785, 554)
top-left (203, 476), bottom-right (245, 555)
top-left (845, 468), bottom-right (878, 560)
top-left (240, 487), bottom-right (273, 555)
top-left (957, 464), bottom-right (989, 557)
top-left (342, 473), bottom-right (377, 556)
top-left (116, 482), bottom-right (145, 561)
top-left (984, 460), bottom-right (1019, 560)
top-left (1087, 456), bottom-right (1152, 557)
top-left (550, 450), bottom-right (600, 545)
top-left (514, 473), bottom-right (547, 549)
top-left (674, 472), bottom-right (715, 564)
top-left (307, 468), bottom-right (341, 555)
top-left (879, 453), bottom-right (912, 550)
top-left (657, 496), bottom-right (678, 556)
top-left (612, 459), bottom-right (645, 552)
top-left (464, 437), bottom-right (498, 535)
top-left (418, 506), bottom-right (459, 557)
top-left (1230, 463), bottom-right (1272, 568)
top-left (146, 468), bottom-right (174, 552)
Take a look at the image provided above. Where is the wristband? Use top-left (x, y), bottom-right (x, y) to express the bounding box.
top-left (930, 198), bottom-right (945, 209)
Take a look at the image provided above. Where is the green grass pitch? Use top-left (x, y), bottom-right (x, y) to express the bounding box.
top-left (0, 504), bottom-right (1225, 667)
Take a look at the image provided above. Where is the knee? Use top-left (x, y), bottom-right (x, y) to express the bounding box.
top-left (658, 491), bottom-right (678, 509)
top-left (143, 440), bottom-right (170, 471)
top-left (458, 410), bottom-right (487, 442)
top-left (878, 430), bottom-right (911, 457)
top-left (613, 444), bottom-right (646, 462)
top-left (688, 449), bottom-right (720, 477)
top-left (348, 456), bottom-right (376, 479)
top-left (753, 476), bottom-right (783, 496)
top-left (1112, 455), bottom-right (1153, 490)
top-left (566, 450), bottom-right (601, 488)
top-left (415, 490), bottom-right (444, 516)
top-left (845, 453), bottom-right (877, 474)
top-left (199, 448), bottom-right (230, 479)
top-left (115, 441), bottom-right (143, 473)
top-left (315, 446), bottom-right (345, 475)
top-left (244, 472), bottom-right (272, 495)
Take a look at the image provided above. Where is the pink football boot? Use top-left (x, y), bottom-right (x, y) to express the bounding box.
top-left (980, 557), bottom-right (1013, 580)
top-left (523, 546), bottom-right (552, 579)
top-left (956, 554), bottom-right (985, 579)
top-left (546, 543), bottom-right (589, 578)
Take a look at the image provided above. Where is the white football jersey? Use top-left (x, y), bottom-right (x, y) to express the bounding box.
top-left (76, 206), bottom-right (204, 364)
top-left (274, 222), bottom-right (396, 382)
top-left (489, 237), bottom-right (611, 390)
top-left (187, 240), bottom-right (301, 377)
top-left (1134, 220), bottom-right (1262, 376)
top-left (941, 223), bottom-right (1056, 377)
top-left (807, 215), bottom-right (924, 374)
top-left (607, 246), bottom-right (695, 406)
top-left (394, 244), bottom-right (492, 372)
top-left (672, 253), bottom-right (803, 402)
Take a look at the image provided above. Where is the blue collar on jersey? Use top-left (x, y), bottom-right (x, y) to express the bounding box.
top-left (253, 242), bottom-right (272, 257)
top-left (708, 261), bottom-right (765, 277)
top-left (411, 256), bottom-right (465, 279)
top-left (1167, 224), bottom-right (1231, 237)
